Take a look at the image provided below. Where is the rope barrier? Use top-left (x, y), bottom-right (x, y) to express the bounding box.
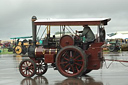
top-left (104, 60), bottom-right (114, 69)
top-left (104, 59), bottom-right (128, 68)
top-left (119, 62), bottom-right (128, 67)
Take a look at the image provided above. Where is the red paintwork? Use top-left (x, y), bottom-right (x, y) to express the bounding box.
top-left (44, 54), bottom-right (55, 63)
top-left (35, 42), bottom-right (104, 70)
top-left (85, 42), bottom-right (104, 70)
top-left (35, 21), bottom-right (101, 26)
top-left (35, 46), bottom-right (44, 57)
top-left (35, 46), bottom-right (57, 63)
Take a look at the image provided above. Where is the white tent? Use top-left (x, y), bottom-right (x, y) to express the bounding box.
top-left (106, 35), bottom-right (112, 39)
top-left (110, 33), bottom-right (124, 39)
top-left (122, 34), bottom-right (128, 39)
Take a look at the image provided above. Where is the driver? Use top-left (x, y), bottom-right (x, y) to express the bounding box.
top-left (77, 25), bottom-right (95, 50)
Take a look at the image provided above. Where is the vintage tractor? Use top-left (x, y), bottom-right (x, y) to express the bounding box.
top-left (108, 40), bottom-right (120, 52)
top-left (11, 36), bottom-right (33, 55)
top-left (19, 16), bottom-right (111, 77)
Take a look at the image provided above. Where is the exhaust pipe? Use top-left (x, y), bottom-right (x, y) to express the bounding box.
top-left (32, 16), bottom-right (37, 46)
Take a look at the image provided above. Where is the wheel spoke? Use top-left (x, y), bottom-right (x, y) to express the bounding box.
top-left (71, 65), bottom-right (75, 73)
top-left (73, 50), bottom-right (77, 57)
top-left (75, 60), bottom-right (83, 62)
top-left (63, 51), bottom-right (70, 58)
top-left (74, 55), bottom-right (81, 60)
top-left (28, 70), bottom-right (31, 75)
top-left (21, 66), bottom-right (26, 69)
top-left (64, 63), bottom-right (70, 69)
top-left (28, 66), bottom-right (34, 69)
top-left (67, 67), bottom-right (71, 73)
top-left (24, 62), bottom-right (27, 67)
top-left (63, 57), bottom-right (69, 61)
top-left (27, 62), bottom-right (30, 66)
top-left (75, 66), bottom-right (79, 72)
top-left (75, 63), bottom-right (82, 67)
top-left (26, 61), bottom-right (30, 66)
top-left (70, 51), bottom-right (73, 58)
top-left (29, 69), bottom-right (33, 74)
top-left (60, 61), bottom-right (68, 64)
top-left (26, 70), bottom-right (29, 75)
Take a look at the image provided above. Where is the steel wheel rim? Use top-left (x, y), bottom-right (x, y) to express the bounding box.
top-left (57, 47), bottom-right (85, 77)
top-left (20, 59), bottom-right (36, 77)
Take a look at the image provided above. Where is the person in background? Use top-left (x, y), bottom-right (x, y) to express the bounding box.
top-left (124, 39), bottom-right (127, 44)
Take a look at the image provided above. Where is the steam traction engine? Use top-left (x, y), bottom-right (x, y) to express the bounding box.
top-left (19, 16), bottom-right (111, 77)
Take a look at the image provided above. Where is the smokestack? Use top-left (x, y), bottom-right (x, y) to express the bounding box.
top-left (32, 16), bottom-right (37, 46)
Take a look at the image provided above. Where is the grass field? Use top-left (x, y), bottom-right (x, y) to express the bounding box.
top-left (0, 48), bottom-right (13, 54)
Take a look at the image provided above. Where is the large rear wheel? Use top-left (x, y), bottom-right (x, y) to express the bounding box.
top-left (56, 46), bottom-right (87, 77)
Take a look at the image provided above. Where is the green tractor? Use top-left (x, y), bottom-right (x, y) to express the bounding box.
top-left (108, 40), bottom-right (120, 52)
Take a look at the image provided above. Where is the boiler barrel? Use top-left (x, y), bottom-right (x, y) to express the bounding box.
top-left (35, 46), bottom-right (57, 57)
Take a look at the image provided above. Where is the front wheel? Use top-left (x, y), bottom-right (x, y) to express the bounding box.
top-left (56, 46), bottom-right (87, 77)
top-left (19, 59), bottom-right (36, 77)
top-left (36, 59), bottom-right (48, 76)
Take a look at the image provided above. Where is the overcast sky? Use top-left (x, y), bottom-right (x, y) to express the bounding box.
top-left (0, 0), bottom-right (128, 40)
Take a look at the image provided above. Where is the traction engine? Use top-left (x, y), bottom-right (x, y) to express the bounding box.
top-left (19, 16), bottom-right (111, 78)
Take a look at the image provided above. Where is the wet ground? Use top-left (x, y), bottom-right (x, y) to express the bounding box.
top-left (0, 51), bottom-right (128, 85)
